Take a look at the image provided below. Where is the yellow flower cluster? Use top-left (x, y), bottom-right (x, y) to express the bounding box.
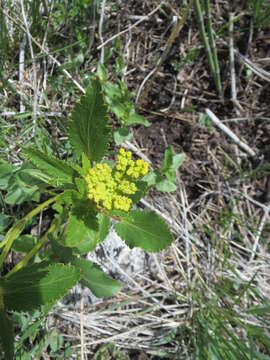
top-left (84, 148), bottom-right (149, 212)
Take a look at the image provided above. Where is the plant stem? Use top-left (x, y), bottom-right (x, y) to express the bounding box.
top-left (194, 0), bottom-right (221, 98)
top-left (204, 0), bottom-right (223, 98)
top-left (0, 196), bottom-right (57, 272)
top-left (5, 220), bottom-right (58, 279)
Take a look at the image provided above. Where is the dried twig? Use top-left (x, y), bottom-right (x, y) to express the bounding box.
top-left (238, 53), bottom-right (270, 83)
top-left (206, 109), bottom-right (256, 157)
top-left (18, 34), bottom-right (26, 113)
top-left (80, 289), bottom-right (85, 360)
top-left (250, 203), bottom-right (270, 262)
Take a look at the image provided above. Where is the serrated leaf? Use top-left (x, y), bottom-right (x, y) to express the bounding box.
top-left (0, 309), bottom-right (14, 360)
top-left (24, 147), bottom-right (76, 187)
top-left (72, 258), bottom-right (122, 298)
top-left (69, 79), bottom-right (110, 161)
top-left (114, 210), bottom-right (174, 252)
top-left (1, 263), bottom-right (80, 312)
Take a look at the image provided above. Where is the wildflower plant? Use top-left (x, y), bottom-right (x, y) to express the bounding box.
top-left (0, 78), bottom-right (174, 358)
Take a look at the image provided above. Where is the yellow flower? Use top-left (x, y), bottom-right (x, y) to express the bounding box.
top-left (84, 148), bottom-right (149, 212)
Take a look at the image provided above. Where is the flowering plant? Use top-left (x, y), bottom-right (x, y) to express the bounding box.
top-left (0, 78), bottom-right (173, 358)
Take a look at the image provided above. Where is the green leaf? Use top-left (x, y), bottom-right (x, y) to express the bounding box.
top-left (143, 171), bottom-right (159, 187)
top-left (50, 238), bottom-right (74, 263)
top-left (198, 112), bottom-right (213, 132)
top-left (81, 152), bottom-right (91, 176)
top-left (156, 179), bottom-right (178, 192)
top-left (143, 171), bottom-right (177, 192)
top-left (98, 213), bottom-right (110, 242)
top-left (14, 314), bottom-right (44, 351)
top-left (55, 190), bottom-right (76, 205)
top-left (110, 102), bottom-right (128, 120)
top-left (125, 110), bottom-right (150, 127)
top-left (24, 147), bottom-right (76, 187)
top-left (129, 180), bottom-right (148, 204)
top-left (74, 213), bottom-right (110, 254)
top-left (97, 63), bottom-right (107, 82)
top-left (113, 127), bottom-right (132, 145)
top-left (246, 303), bottom-right (270, 316)
top-left (69, 78), bottom-right (110, 161)
top-left (64, 213), bottom-right (90, 248)
top-left (254, 353), bottom-right (270, 360)
top-left (114, 210), bottom-right (174, 252)
top-left (0, 162), bottom-right (14, 190)
top-left (16, 166), bottom-right (49, 188)
top-left (162, 146), bottom-right (185, 174)
top-left (161, 146), bottom-right (185, 183)
top-left (1, 263), bottom-right (80, 311)
top-left (162, 146), bottom-right (176, 173)
top-left (0, 309), bottom-right (14, 360)
top-left (72, 258), bottom-right (122, 298)
top-left (5, 186), bottom-right (40, 205)
top-left (0, 214), bottom-right (11, 233)
top-left (63, 201), bottom-right (98, 248)
top-left (75, 177), bottom-right (87, 197)
top-left (103, 81), bottom-right (122, 100)
top-left (12, 235), bottom-right (37, 253)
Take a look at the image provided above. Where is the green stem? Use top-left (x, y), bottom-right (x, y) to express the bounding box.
top-left (204, 0), bottom-right (223, 98)
top-left (0, 196), bottom-right (57, 272)
top-left (5, 219), bottom-right (58, 279)
top-left (194, 0), bottom-right (220, 97)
